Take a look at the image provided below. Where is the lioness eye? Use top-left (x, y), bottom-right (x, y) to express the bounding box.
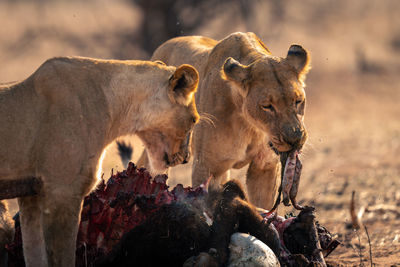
top-left (262, 104), bottom-right (275, 112)
top-left (295, 100), bottom-right (302, 107)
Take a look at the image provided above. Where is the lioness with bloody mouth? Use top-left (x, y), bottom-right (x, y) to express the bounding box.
top-left (0, 57), bottom-right (199, 266)
top-left (147, 32), bottom-right (310, 210)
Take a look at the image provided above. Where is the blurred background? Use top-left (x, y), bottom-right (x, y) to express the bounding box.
top-left (1, 0), bottom-right (399, 265)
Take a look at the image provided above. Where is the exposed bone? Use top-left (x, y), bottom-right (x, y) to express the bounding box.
top-left (228, 233), bottom-right (280, 267)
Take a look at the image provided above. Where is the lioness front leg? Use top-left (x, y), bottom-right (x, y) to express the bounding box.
top-left (41, 190), bottom-right (84, 267)
top-left (246, 157), bottom-right (280, 210)
top-left (18, 195), bottom-right (48, 267)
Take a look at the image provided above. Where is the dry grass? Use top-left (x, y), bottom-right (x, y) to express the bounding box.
top-left (1, 0), bottom-right (399, 265)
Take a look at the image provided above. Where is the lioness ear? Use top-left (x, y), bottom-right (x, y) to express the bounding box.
top-left (169, 64), bottom-right (199, 106)
top-left (286, 44), bottom-right (311, 81)
top-left (221, 57), bottom-right (250, 96)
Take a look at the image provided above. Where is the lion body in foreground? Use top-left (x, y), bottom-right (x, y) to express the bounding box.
top-left (148, 32), bottom-right (311, 209)
top-left (0, 57), bottom-right (199, 266)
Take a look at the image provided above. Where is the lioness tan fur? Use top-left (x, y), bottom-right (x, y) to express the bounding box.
top-left (0, 57), bottom-right (199, 266)
top-left (146, 32), bottom-right (311, 209)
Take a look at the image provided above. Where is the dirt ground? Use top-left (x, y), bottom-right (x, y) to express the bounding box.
top-left (1, 0), bottom-right (399, 266)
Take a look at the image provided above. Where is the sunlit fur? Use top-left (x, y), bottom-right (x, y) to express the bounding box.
top-left (0, 56), bottom-right (199, 266)
top-left (150, 32), bottom-right (311, 209)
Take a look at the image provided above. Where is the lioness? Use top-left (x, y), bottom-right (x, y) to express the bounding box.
top-left (0, 57), bottom-right (199, 266)
top-left (144, 32), bottom-right (310, 209)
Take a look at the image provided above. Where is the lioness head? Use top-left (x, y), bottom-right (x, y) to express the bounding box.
top-left (222, 45), bottom-right (311, 152)
top-left (137, 63), bottom-right (200, 173)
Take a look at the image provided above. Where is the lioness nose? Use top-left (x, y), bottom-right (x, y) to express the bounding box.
top-left (283, 126), bottom-right (305, 148)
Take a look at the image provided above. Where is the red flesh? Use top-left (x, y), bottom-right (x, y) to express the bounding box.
top-left (7, 163), bottom-right (331, 267)
top-left (289, 154), bottom-right (303, 210)
top-left (282, 151), bottom-right (297, 206)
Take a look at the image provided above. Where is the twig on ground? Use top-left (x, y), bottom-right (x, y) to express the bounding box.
top-left (350, 190), bottom-right (364, 229)
top-left (355, 229), bottom-right (364, 266)
top-left (364, 225), bottom-right (373, 267)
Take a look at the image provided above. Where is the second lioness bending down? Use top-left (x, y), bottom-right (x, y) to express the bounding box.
top-left (0, 57), bottom-right (199, 266)
top-left (142, 32), bottom-right (311, 209)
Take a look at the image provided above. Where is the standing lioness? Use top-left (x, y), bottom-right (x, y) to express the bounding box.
top-left (147, 32), bottom-right (310, 209)
top-left (0, 57), bottom-right (199, 266)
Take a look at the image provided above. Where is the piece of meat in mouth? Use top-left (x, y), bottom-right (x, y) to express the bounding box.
top-left (267, 148), bottom-right (304, 215)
